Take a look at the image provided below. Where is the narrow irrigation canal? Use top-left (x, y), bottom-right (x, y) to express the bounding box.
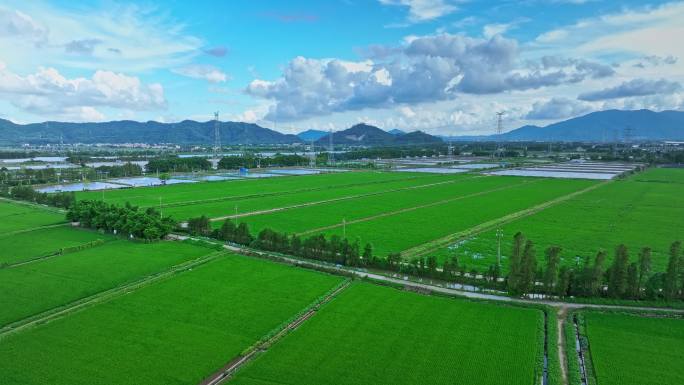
top-left (573, 315), bottom-right (589, 385)
top-left (199, 280), bottom-right (351, 385)
top-left (542, 311), bottom-right (549, 385)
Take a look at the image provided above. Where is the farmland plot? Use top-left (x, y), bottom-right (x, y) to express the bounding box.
top-left (0, 200), bottom-right (65, 233)
top-left (583, 311), bottom-right (684, 385)
top-left (240, 175), bottom-right (530, 234)
top-left (0, 254), bottom-right (343, 385)
top-left (76, 171), bottom-right (433, 208)
top-left (440, 168), bottom-right (684, 272)
top-left (163, 173), bottom-right (467, 220)
top-left (0, 240), bottom-right (211, 326)
top-left (317, 178), bottom-right (596, 258)
top-left (230, 282), bottom-right (543, 385)
top-left (0, 226), bottom-right (113, 266)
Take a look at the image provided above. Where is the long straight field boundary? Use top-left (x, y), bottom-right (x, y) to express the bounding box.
top-left (0, 250), bottom-right (226, 340)
top-left (0, 197), bottom-right (66, 214)
top-left (199, 279), bottom-right (352, 385)
top-left (0, 222), bottom-right (69, 238)
top-left (3, 238), bottom-right (109, 269)
top-left (209, 176), bottom-right (481, 222)
top-left (557, 307), bottom-right (569, 385)
top-left (401, 180), bottom-right (609, 258)
top-left (296, 179), bottom-right (536, 236)
top-left (138, 173), bottom-right (434, 210)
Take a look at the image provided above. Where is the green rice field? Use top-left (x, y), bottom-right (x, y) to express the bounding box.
top-left (0, 200), bottom-right (66, 233)
top-left (230, 282), bottom-right (543, 385)
top-left (317, 177), bottom-right (595, 257)
top-left (0, 254), bottom-right (343, 385)
top-left (0, 226), bottom-right (113, 266)
top-left (583, 311), bottom-right (684, 385)
top-left (76, 171), bottom-right (439, 210)
top-left (163, 173), bottom-right (468, 220)
top-left (0, 240), bottom-right (212, 326)
top-left (238, 175), bottom-right (532, 233)
top-left (437, 168), bottom-right (684, 272)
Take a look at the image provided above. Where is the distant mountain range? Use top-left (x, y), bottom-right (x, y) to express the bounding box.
top-left (0, 118), bottom-right (442, 147)
top-left (2, 109), bottom-right (682, 146)
top-left (315, 123), bottom-right (443, 146)
top-left (0, 119), bottom-right (299, 146)
top-left (446, 109), bottom-right (684, 142)
top-left (296, 129), bottom-right (328, 142)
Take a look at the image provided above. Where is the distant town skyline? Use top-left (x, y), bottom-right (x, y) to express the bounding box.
top-left (0, 0), bottom-right (683, 135)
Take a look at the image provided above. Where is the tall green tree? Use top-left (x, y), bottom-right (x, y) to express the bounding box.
top-left (663, 241), bottom-right (681, 300)
top-left (637, 247), bottom-right (652, 295)
top-left (507, 232), bottom-right (526, 295)
top-left (426, 255), bottom-right (438, 278)
top-left (519, 240), bottom-right (537, 295)
top-left (556, 266), bottom-right (572, 297)
top-left (590, 251), bottom-right (607, 296)
top-left (626, 263), bottom-right (639, 299)
top-left (543, 246), bottom-right (562, 294)
top-left (217, 219), bottom-right (236, 241)
top-left (608, 245), bottom-right (629, 298)
top-left (362, 243), bottom-right (373, 266)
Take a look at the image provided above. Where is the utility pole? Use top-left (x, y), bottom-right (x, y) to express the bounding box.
top-left (496, 228), bottom-right (503, 266)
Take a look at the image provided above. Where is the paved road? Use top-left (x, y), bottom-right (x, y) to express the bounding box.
top-left (220, 242), bottom-right (684, 314)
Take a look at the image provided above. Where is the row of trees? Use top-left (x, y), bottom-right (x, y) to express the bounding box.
top-left (146, 156), bottom-right (212, 173)
top-left (67, 200), bottom-right (176, 240)
top-left (0, 185), bottom-right (75, 208)
top-left (187, 217), bottom-right (376, 268)
top-left (93, 163), bottom-right (143, 178)
top-left (217, 154), bottom-right (309, 170)
top-left (506, 232), bottom-right (684, 301)
top-left (0, 163), bottom-right (142, 187)
top-left (185, 215), bottom-right (684, 302)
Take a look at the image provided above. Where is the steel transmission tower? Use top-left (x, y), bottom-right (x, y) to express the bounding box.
top-left (213, 112), bottom-right (221, 159)
top-left (496, 111), bottom-right (504, 157)
top-left (309, 140), bottom-right (316, 168)
top-left (328, 129), bottom-right (334, 165)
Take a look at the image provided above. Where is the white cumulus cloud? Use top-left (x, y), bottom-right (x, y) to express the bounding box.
top-left (172, 64), bottom-right (228, 83)
top-left (0, 62), bottom-right (166, 121)
top-left (379, 0), bottom-right (458, 23)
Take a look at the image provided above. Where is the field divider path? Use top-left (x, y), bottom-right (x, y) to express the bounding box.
top-left (138, 173), bottom-right (433, 209)
top-left (0, 250), bottom-right (226, 340)
top-left (558, 307), bottom-right (569, 385)
top-left (3, 238), bottom-right (110, 269)
top-left (199, 279), bottom-right (352, 385)
top-left (0, 222), bottom-right (69, 238)
top-left (296, 179), bottom-right (533, 237)
top-left (0, 196), bottom-right (66, 214)
top-left (209, 176), bottom-right (481, 222)
top-left (401, 180), bottom-right (610, 258)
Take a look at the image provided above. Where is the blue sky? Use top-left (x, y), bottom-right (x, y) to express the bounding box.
top-left (0, 0), bottom-right (682, 135)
